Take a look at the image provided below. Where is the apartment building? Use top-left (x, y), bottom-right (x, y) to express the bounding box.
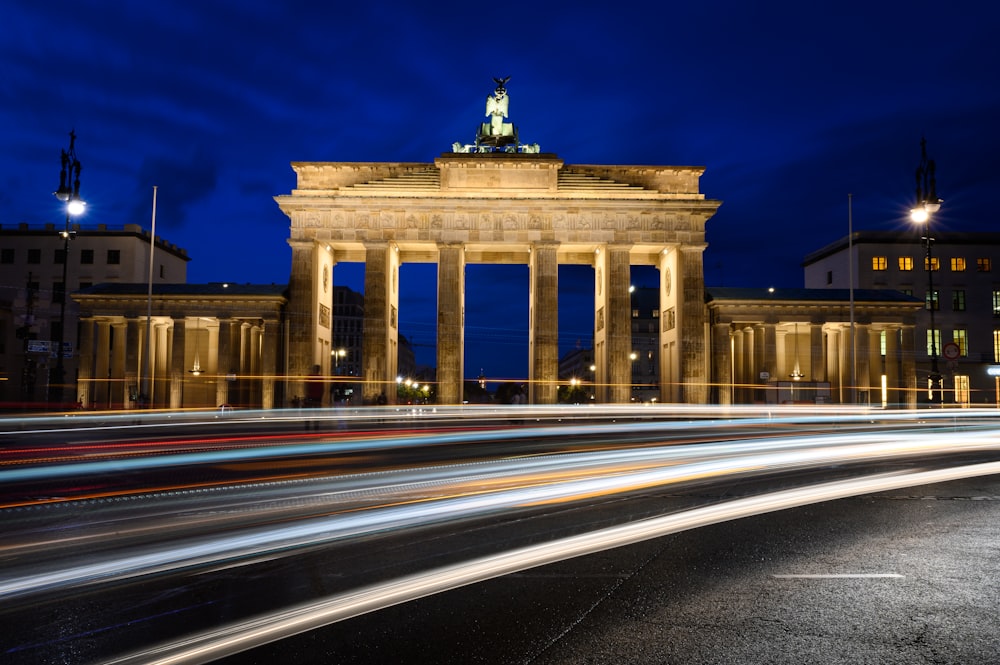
top-left (0, 222), bottom-right (189, 406)
top-left (803, 230), bottom-right (1000, 406)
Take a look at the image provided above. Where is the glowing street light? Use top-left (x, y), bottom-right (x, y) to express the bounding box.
top-left (50, 130), bottom-right (85, 406)
top-left (910, 137), bottom-right (943, 404)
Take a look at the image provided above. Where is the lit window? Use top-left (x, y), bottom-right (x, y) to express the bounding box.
top-left (955, 375), bottom-right (970, 405)
top-left (978, 258), bottom-right (992, 272)
top-left (926, 329), bottom-right (941, 356)
top-left (872, 256), bottom-right (887, 271)
top-left (925, 290), bottom-right (939, 311)
top-left (898, 256), bottom-right (914, 271)
top-left (993, 330), bottom-right (1000, 362)
top-left (951, 257), bottom-right (966, 271)
top-left (993, 291), bottom-right (1000, 317)
top-left (631, 308), bottom-right (639, 318)
top-left (952, 290), bottom-right (966, 311)
top-left (953, 329), bottom-right (968, 356)
top-left (652, 310), bottom-right (660, 318)
top-left (923, 256), bottom-right (940, 271)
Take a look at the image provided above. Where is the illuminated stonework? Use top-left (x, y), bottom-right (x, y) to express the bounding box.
top-left (276, 152), bottom-right (721, 405)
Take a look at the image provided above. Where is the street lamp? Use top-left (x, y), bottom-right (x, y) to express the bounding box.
top-left (50, 130), bottom-right (85, 406)
top-left (909, 137), bottom-right (943, 405)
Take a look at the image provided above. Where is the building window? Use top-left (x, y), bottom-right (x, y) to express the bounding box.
top-left (953, 290), bottom-right (966, 311)
top-left (27, 248), bottom-right (41, 264)
top-left (993, 291), bottom-right (1000, 317)
top-left (955, 374), bottom-right (971, 404)
top-left (898, 256), bottom-right (914, 271)
top-left (80, 249), bottom-right (94, 264)
top-left (880, 330), bottom-right (887, 356)
top-left (926, 329), bottom-right (941, 356)
top-left (925, 290), bottom-right (939, 311)
top-left (978, 258), bottom-right (992, 272)
top-left (955, 375), bottom-right (970, 405)
top-left (107, 249), bottom-right (121, 265)
top-left (994, 330), bottom-right (1000, 362)
top-left (953, 329), bottom-right (968, 356)
top-left (159, 264), bottom-right (165, 279)
top-left (1, 248), bottom-right (14, 264)
top-left (79, 281), bottom-right (92, 290)
top-left (652, 309), bottom-right (659, 318)
top-left (872, 256), bottom-right (887, 271)
top-left (631, 308), bottom-right (639, 318)
top-left (55, 248), bottom-right (66, 264)
top-left (52, 282), bottom-right (64, 304)
top-left (901, 289), bottom-right (913, 297)
top-left (923, 256), bottom-right (940, 271)
top-left (826, 270), bottom-right (833, 285)
top-left (950, 257), bottom-right (966, 271)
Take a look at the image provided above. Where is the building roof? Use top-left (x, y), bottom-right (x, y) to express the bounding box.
top-left (74, 283), bottom-right (288, 297)
top-left (802, 230), bottom-right (1000, 266)
top-left (705, 286), bottom-right (921, 304)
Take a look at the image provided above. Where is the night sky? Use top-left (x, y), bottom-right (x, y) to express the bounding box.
top-left (3, 1), bottom-right (998, 379)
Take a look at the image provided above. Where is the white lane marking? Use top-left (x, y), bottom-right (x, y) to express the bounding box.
top-left (773, 573), bottom-right (904, 579)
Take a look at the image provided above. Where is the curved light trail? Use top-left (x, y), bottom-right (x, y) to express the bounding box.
top-left (2, 406), bottom-right (1000, 664)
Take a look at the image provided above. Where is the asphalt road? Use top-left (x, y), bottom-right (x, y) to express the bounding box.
top-left (217, 474), bottom-right (1000, 665)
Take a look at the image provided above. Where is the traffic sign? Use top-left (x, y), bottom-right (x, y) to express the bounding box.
top-left (942, 342), bottom-right (960, 361)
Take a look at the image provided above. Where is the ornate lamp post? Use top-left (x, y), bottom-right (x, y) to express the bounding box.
top-left (909, 138), bottom-right (943, 404)
top-left (50, 130), bottom-right (85, 406)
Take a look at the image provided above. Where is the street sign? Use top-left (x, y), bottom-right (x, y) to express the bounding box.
top-left (26, 340), bottom-right (51, 354)
top-left (942, 342), bottom-right (960, 361)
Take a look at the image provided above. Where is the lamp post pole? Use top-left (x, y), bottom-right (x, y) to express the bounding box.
top-left (909, 138), bottom-right (943, 405)
top-left (50, 131), bottom-right (84, 406)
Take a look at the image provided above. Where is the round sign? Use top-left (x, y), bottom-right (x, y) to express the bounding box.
top-left (942, 342), bottom-right (961, 361)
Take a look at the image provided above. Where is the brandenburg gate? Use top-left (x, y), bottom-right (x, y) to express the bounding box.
top-left (275, 80), bottom-right (721, 404)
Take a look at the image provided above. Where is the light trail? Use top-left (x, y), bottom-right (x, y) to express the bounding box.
top-left (102, 460), bottom-right (1000, 665)
top-left (4, 427), bottom-right (1000, 601)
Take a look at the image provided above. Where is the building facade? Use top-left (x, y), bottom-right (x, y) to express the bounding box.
top-left (72, 283), bottom-right (287, 410)
top-left (804, 231), bottom-right (1000, 406)
top-left (707, 287), bottom-right (924, 407)
top-left (0, 223), bottom-right (189, 406)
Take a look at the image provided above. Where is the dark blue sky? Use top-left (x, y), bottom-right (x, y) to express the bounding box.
top-left (3, 1), bottom-right (998, 379)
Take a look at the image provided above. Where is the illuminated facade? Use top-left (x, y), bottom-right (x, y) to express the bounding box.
top-left (0, 222), bottom-right (188, 406)
top-left (805, 231), bottom-right (1000, 405)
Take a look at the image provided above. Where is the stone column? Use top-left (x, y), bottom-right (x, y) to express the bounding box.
top-left (869, 328), bottom-right (884, 406)
top-left (826, 328), bottom-right (841, 402)
top-left (216, 319), bottom-right (234, 407)
top-left (95, 320), bottom-right (111, 409)
top-left (810, 323), bottom-right (825, 382)
top-left (170, 318), bottom-right (185, 409)
top-left (529, 242), bottom-right (559, 404)
top-left (678, 245), bottom-right (708, 404)
top-left (77, 317), bottom-right (94, 408)
top-left (437, 243), bottom-right (465, 405)
top-left (124, 318), bottom-right (140, 408)
top-left (109, 321), bottom-right (126, 409)
top-left (261, 319), bottom-right (278, 409)
top-left (900, 325), bottom-right (917, 409)
top-left (775, 328), bottom-right (787, 381)
top-left (764, 324), bottom-right (777, 399)
top-left (855, 323), bottom-right (871, 405)
top-left (592, 247), bottom-right (609, 403)
top-left (362, 242), bottom-right (398, 404)
top-left (742, 326), bottom-right (755, 403)
top-left (712, 322), bottom-right (733, 405)
top-left (731, 328), bottom-right (744, 403)
top-left (286, 240), bottom-right (315, 406)
top-left (885, 327), bottom-right (899, 407)
top-left (606, 244), bottom-right (632, 404)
